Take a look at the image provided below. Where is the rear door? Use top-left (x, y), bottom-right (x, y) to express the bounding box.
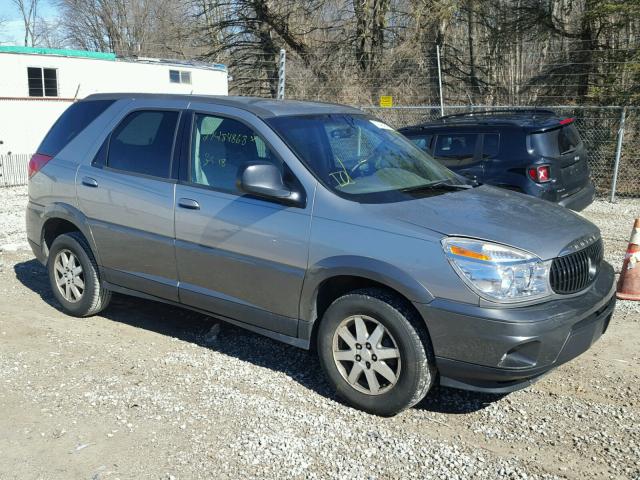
top-left (529, 123), bottom-right (590, 197)
top-left (76, 99), bottom-right (187, 301)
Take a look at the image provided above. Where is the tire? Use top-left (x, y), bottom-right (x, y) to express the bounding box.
top-left (317, 288), bottom-right (436, 416)
top-left (47, 231), bottom-right (111, 317)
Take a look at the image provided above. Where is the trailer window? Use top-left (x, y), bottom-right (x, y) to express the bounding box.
top-left (169, 69), bottom-right (192, 84)
top-left (27, 67), bottom-right (58, 97)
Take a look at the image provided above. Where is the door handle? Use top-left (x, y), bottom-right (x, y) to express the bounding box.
top-left (178, 198), bottom-right (200, 210)
top-left (81, 176), bottom-right (98, 188)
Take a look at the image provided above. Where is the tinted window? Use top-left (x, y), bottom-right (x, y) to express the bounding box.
top-left (191, 113), bottom-right (281, 193)
top-left (37, 99), bottom-right (115, 156)
top-left (108, 110), bottom-right (179, 178)
top-left (531, 124), bottom-right (582, 157)
top-left (482, 134), bottom-right (500, 159)
top-left (434, 134), bottom-right (477, 161)
top-left (169, 70), bottom-right (180, 83)
top-left (408, 134), bottom-right (433, 153)
top-left (558, 125), bottom-right (581, 154)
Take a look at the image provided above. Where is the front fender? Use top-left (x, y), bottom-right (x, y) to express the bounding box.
top-left (299, 255), bottom-right (435, 323)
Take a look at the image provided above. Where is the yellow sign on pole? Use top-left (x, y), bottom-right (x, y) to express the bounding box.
top-left (379, 95), bottom-right (393, 108)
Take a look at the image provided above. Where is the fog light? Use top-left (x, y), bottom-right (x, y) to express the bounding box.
top-left (499, 341), bottom-right (541, 368)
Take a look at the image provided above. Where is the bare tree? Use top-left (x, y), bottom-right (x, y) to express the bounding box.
top-left (57, 0), bottom-right (196, 57)
top-left (34, 16), bottom-right (66, 48)
top-left (51, 0), bottom-right (639, 105)
top-left (10, 0), bottom-right (39, 46)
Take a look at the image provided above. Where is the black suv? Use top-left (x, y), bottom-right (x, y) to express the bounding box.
top-left (399, 109), bottom-right (596, 211)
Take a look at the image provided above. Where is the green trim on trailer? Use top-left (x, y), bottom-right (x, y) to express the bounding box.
top-left (0, 46), bottom-right (116, 61)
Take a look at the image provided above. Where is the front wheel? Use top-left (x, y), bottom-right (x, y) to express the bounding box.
top-left (317, 288), bottom-right (435, 416)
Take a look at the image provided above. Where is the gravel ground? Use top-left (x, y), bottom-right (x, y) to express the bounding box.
top-left (0, 186), bottom-right (639, 479)
top-left (0, 186), bottom-right (29, 250)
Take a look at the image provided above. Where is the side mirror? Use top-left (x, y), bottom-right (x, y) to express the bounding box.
top-left (237, 162), bottom-right (301, 204)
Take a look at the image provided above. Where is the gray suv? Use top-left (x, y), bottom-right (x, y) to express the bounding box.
top-left (27, 94), bottom-right (616, 416)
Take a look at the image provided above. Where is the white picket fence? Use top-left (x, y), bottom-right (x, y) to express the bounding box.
top-left (0, 154), bottom-right (30, 187)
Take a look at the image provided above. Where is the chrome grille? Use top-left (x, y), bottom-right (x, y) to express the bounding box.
top-left (550, 239), bottom-right (604, 294)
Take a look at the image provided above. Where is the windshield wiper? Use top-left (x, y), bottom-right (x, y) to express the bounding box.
top-left (401, 180), bottom-right (474, 193)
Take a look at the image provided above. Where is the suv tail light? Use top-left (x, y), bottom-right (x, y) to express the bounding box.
top-left (28, 153), bottom-right (53, 179)
top-left (528, 165), bottom-right (550, 183)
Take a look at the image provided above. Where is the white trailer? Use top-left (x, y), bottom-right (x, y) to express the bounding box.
top-left (0, 46), bottom-right (228, 157)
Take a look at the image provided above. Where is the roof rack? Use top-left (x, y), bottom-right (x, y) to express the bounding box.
top-left (439, 109), bottom-right (557, 121)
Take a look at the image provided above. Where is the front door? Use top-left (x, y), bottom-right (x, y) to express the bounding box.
top-left (174, 110), bottom-right (312, 336)
top-left (77, 104), bottom-right (185, 301)
top-left (432, 132), bottom-right (484, 183)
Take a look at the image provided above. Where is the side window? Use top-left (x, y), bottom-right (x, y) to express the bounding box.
top-left (433, 133), bottom-right (478, 166)
top-left (482, 134), bottom-right (500, 159)
top-left (190, 113), bottom-right (282, 193)
top-left (409, 134), bottom-right (433, 153)
top-left (107, 110), bottom-right (179, 178)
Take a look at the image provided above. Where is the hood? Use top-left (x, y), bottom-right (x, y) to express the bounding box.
top-left (367, 185), bottom-right (600, 260)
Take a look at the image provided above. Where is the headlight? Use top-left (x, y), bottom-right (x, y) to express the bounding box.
top-left (442, 237), bottom-right (552, 303)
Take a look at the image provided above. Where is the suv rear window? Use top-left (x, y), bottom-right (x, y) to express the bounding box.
top-left (37, 100), bottom-right (114, 156)
top-left (530, 124), bottom-right (582, 157)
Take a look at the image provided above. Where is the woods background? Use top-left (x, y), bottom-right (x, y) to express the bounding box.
top-left (4, 0), bottom-right (640, 106)
top-left (2, 0), bottom-right (640, 197)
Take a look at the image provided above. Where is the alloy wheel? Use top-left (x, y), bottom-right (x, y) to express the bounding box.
top-left (53, 249), bottom-right (85, 303)
top-left (332, 315), bottom-right (401, 395)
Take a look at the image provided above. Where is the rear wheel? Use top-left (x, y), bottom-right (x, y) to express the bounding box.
top-left (317, 288), bottom-right (435, 416)
top-left (47, 232), bottom-right (111, 317)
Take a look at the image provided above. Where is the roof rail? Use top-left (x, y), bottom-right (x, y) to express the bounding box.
top-left (439, 108), bottom-right (557, 120)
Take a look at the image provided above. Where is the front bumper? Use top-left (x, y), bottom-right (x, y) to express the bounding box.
top-left (557, 181), bottom-right (596, 211)
top-left (414, 261), bottom-right (616, 394)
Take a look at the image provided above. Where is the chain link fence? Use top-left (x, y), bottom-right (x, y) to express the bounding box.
top-left (617, 108), bottom-right (640, 198)
top-left (1, 106), bottom-right (638, 199)
top-left (363, 105), bottom-right (638, 199)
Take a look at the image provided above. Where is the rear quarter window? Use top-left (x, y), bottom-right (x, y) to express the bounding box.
top-left (482, 133), bottom-right (500, 159)
top-left (36, 100), bottom-right (115, 156)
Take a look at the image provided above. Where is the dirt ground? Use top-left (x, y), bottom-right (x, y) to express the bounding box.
top-left (0, 192), bottom-right (639, 479)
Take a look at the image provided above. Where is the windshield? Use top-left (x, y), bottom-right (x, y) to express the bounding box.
top-left (267, 114), bottom-right (462, 202)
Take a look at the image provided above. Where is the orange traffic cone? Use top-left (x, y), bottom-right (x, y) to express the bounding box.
top-left (617, 218), bottom-right (640, 301)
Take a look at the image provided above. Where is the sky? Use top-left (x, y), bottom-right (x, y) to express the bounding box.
top-left (0, 0), bottom-right (57, 46)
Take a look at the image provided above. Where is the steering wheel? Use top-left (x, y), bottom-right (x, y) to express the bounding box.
top-left (349, 146), bottom-right (393, 177)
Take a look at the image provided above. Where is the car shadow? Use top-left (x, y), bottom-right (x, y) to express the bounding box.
top-left (14, 258), bottom-right (502, 415)
top-left (415, 386), bottom-right (505, 414)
